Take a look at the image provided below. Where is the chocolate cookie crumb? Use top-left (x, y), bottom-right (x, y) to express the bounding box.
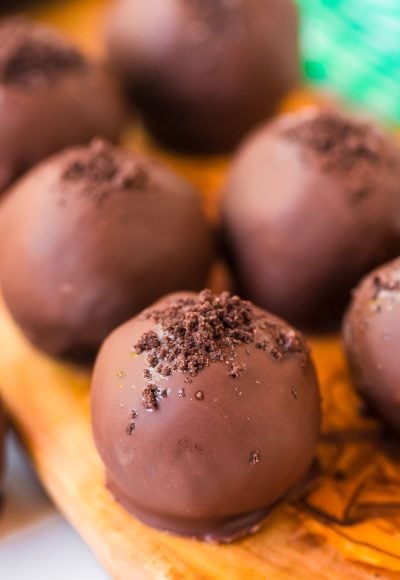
top-left (372, 272), bottom-right (400, 299)
top-left (135, 290), bottom-right (307, 384)
top-left (62, 139), bottom-right (149, 202)
top-left (0, 17), bottom-right (85, 87)
top-left (254, 326), bottom-right (305, 360)
top-left (284, 112), bottom-right (389, 203)
top-left (141, 384), bottom-right (170, 411)
top-left (142, 385), bottom-right (158, 411)
top-left (126, 421), bottom-right (136, 435)
top-left (125, 409), bottom-right (137, 435)
top-left (228, 362), bottom-right (246, 378)
top-left (249, 450), bottom-right (260, 465)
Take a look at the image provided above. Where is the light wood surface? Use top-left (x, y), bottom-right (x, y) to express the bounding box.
top-left (0, 1), bottom-right (399, 578)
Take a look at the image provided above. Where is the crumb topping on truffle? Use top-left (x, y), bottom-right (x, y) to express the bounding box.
top-left (62, 139), bottom-right (148, 200)
top-left (0, 18), bottom-right (85, 87)
top-left (371, 261), bottom-right (400, 299)
top-left (283, 112), bottom-right (392, 202)
top-left (133, 290), bottom-right (307, 412)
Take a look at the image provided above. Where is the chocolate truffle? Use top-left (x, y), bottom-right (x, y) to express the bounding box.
top-left (343, 258), bottom-right (400, 435)
top-left (91, 290), bottom-right (320, 542)
top-left (221, 110), bottom-right (400, 329)
top-left (106, 0), bottom-right (299, 153)
top-left (0, 140), bottom-right (214, 358)
top-left (0, 17), bottom-right (124, 194)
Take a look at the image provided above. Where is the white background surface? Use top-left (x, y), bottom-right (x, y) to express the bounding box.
top-left (0, 434), bottom-right (109, 580)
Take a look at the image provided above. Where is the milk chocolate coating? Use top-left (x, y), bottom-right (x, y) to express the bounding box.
top-left (0, 17), bottom-right (124, 194)
top-left (343, 258), bottom-right (400, 435)
top-left (221, 110), bottom-right (400, 329)
top-left (106, 0), bottom-right (299, 153)
top-left (0, 140), bottom-right (214, 359)
top-left (91, 291), bottom-right (320, 542)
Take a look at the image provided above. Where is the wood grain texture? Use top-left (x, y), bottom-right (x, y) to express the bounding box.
top-left (0, 0), bottom-right (398, 578)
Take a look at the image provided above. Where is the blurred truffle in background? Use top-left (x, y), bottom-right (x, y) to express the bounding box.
top-left (0, 16), bottom-right (124, 195)
top-left (221, 109), bottom-right (400, 330)
top-left (343, 258), bottom-right (400, 436)
top-left (106, 0), bottom-right (299, 153)
top-left (0, 139), bottom-right (214, 359)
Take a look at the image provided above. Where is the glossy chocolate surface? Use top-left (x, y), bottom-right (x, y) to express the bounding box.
top-left (221, 110), bottom-right (400, 329)
top-left (344, 258), bottom-right (400, 435)
top-left (0, 140), bottom-right (214, 358)
top-left (106, 0), bottom-right (298, 153)
top-left (92, 290), bottom-right (320, 542)
top-left (0, 17), bottom-right (124, 194)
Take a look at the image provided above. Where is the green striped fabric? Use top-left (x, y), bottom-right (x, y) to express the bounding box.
top-left (298, 0), bottom-right (400, 123)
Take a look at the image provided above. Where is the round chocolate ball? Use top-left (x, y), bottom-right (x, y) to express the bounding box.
top-left (0, 16), bottom-right (124, 194)
top-left (0, 140), bottom-right (214, 359)
top-left (91, 290), bottom-right (320, 542)
top-left (343, 258), bottom-right (400, 435)
top-left (106, 0), bottom-right (299, 153)
top-left (221, 110), bottom-right (400, 329)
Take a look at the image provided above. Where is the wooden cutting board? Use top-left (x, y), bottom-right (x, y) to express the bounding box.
top-left (0, 1), bottom-right (399, 578)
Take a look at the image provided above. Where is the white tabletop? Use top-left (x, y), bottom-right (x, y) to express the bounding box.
top-left (0, 434), bottom-right (109, 579)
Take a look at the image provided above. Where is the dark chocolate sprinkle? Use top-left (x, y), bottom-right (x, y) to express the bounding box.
top-left (125, 409), bottom-right (137, 435)
top-left (142, 385), bottom-right (158, 411)
top-left (372, 272), bottom-right (400, 299)
top-left (249, 450), bottom-right (260, 465)
top-left (125, 422), bottom-right (136, 435)
top-left (228, 362), bottom-right (246, 378)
